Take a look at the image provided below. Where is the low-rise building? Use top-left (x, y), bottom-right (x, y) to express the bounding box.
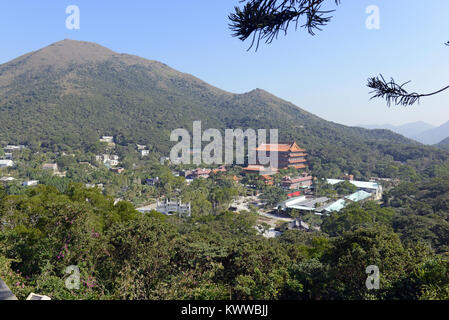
top-left (156, 199), bottom-right (191, 217)
top-left (279, 196), bottom-right (330, 212)
top-left (4, 145), bottom-right (26, 152)
top-left (281, 174), bottom-right (313, 190)
top-left (141, 150), bottom-right (150, 157)
top-left (326, 179), bottom-right (383, 200)
top-left (100, 136), bottom-right (114, 143)
top-left (345, 190), bottom-right (373, 203)
top-left (0, 160), bottom-right (14, 168)
top-left (110, 167), bottom-right (125, 174)
top-left (136, 144), bottom-right (147, 150)
top-left (23, 180), bottom-right (39, 187)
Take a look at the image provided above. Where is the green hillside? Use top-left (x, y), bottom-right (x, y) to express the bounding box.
top-left (437, 137), bottom-right (449, 150)
top-left (0, 39), bottom-right (447, 179)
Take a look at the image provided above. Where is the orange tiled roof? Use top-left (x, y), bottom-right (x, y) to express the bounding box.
top-left (255, 142), bottom-right (305, 152)
top-left (243, 165), bottom-right (279, 173)
top-left (288, 158), bottom-right (307, 164)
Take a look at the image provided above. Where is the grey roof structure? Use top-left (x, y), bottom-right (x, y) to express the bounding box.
top-left (0, 278), bottom-right (18, 300)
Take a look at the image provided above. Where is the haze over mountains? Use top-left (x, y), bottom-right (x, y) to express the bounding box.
top-left (358, 121), bottom-right (449, 145)
top-left (414, 121), bottom-right (449, 145)
top-left (0, 39), bottom-right (447, 178)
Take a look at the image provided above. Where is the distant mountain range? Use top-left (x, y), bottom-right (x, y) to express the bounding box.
top-left (0, 39), bottom-right (447, 178)
top-left (414, 121), bottom-right (449, 145)
top-left (358, 121), bottom-right (449, 145)
top-left (357, 122), bottom-right (436, 140)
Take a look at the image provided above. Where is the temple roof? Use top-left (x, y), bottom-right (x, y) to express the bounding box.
top-left (255, 142), bottom-right (305, 152)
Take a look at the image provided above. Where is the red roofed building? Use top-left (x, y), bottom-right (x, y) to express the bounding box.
top-left (282, 174), bottom-right (313, 190)
top-left (255, 142), bottom-right (308, 170)
top-left (243, 165), bottom-right (279, 175)
top-left (212, 165), bottom-right (227, 174)
top-left (190, 168), bottom-right (211, 179)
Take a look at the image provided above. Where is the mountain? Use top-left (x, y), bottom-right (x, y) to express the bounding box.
top-left (413, 121), bottom-right (449, 145)
top-left (357, 122), bottom-right (436, 140)
top-left (0, 39), bottom-right (447, 178)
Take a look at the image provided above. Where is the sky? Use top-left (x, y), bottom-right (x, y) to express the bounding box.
top-left (0, 0), bottom-right (448, 127)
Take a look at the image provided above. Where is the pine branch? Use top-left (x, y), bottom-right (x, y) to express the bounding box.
top-left (229, 0), bottom-right (340, 51)
top-left (367, 74), bottom-right (449, 107)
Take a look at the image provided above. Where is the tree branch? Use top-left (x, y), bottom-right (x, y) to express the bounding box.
top-left (367, 74), bottom-right (449, 107)
top-left (229, 0), bottom-right (340, 51)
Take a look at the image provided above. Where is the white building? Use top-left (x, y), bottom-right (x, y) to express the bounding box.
top-left (4, 145), bottom-right (25, 152)
top-left (0, 160), bottom-right (14, 168)
top-left (100, 136), bottom-right (114, 143)
top-left (156, 199), bottom-right (191, 217)
top-left (23, 180), bottom-right (39, 187)
top-left (141, 150), bottom-right (150, 157)
top-left (326, 179), bottom-right (383, 200)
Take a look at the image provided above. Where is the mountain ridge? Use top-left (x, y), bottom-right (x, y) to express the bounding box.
top-left (413, 120), bottom-right (449, 145)
top-left (0, 39), bottom-right (447, 178)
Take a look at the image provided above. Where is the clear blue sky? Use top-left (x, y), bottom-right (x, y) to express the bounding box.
top-left (0, 0), bottom-right (448, 126)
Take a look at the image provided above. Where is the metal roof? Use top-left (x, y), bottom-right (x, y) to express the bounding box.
top-left (0, 279), bottom-right (17, 300)
top-left (345, 190), bottom-right (373, 202)
top-left (326, 179), bottom-right (379, 190)
top-left (324, 199), bottom-right (347, 212)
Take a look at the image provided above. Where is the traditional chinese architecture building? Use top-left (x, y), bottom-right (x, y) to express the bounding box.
top-left (243, 141), bottom-right (309, 174)
top-left (255, 142), bottom-right (308, 170)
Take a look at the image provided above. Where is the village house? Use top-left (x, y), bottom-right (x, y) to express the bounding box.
top-left (141, 150), bottom-right (150, 157)
top-left (182, 168), bottom-right (212, 180)
top-left (96, 154), bottom-right (120, 167)
top-left (4, 145), bottom-right (26, 152)
top-left (23, 180), bottom-right (39, 187)
top-left (156, 199), bottom-right (191, 217)
top-left (0, 160), bottom-right (14, 168)
top-left (110, 167), bottom-right (125, 174)
top-left (99, 136), bottom-right (114, 143)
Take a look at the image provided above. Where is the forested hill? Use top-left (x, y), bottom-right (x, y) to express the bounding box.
top-left (0, 39), bottom-right (447, 178)
top-left (437, 137), bottom-right (449, 150)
